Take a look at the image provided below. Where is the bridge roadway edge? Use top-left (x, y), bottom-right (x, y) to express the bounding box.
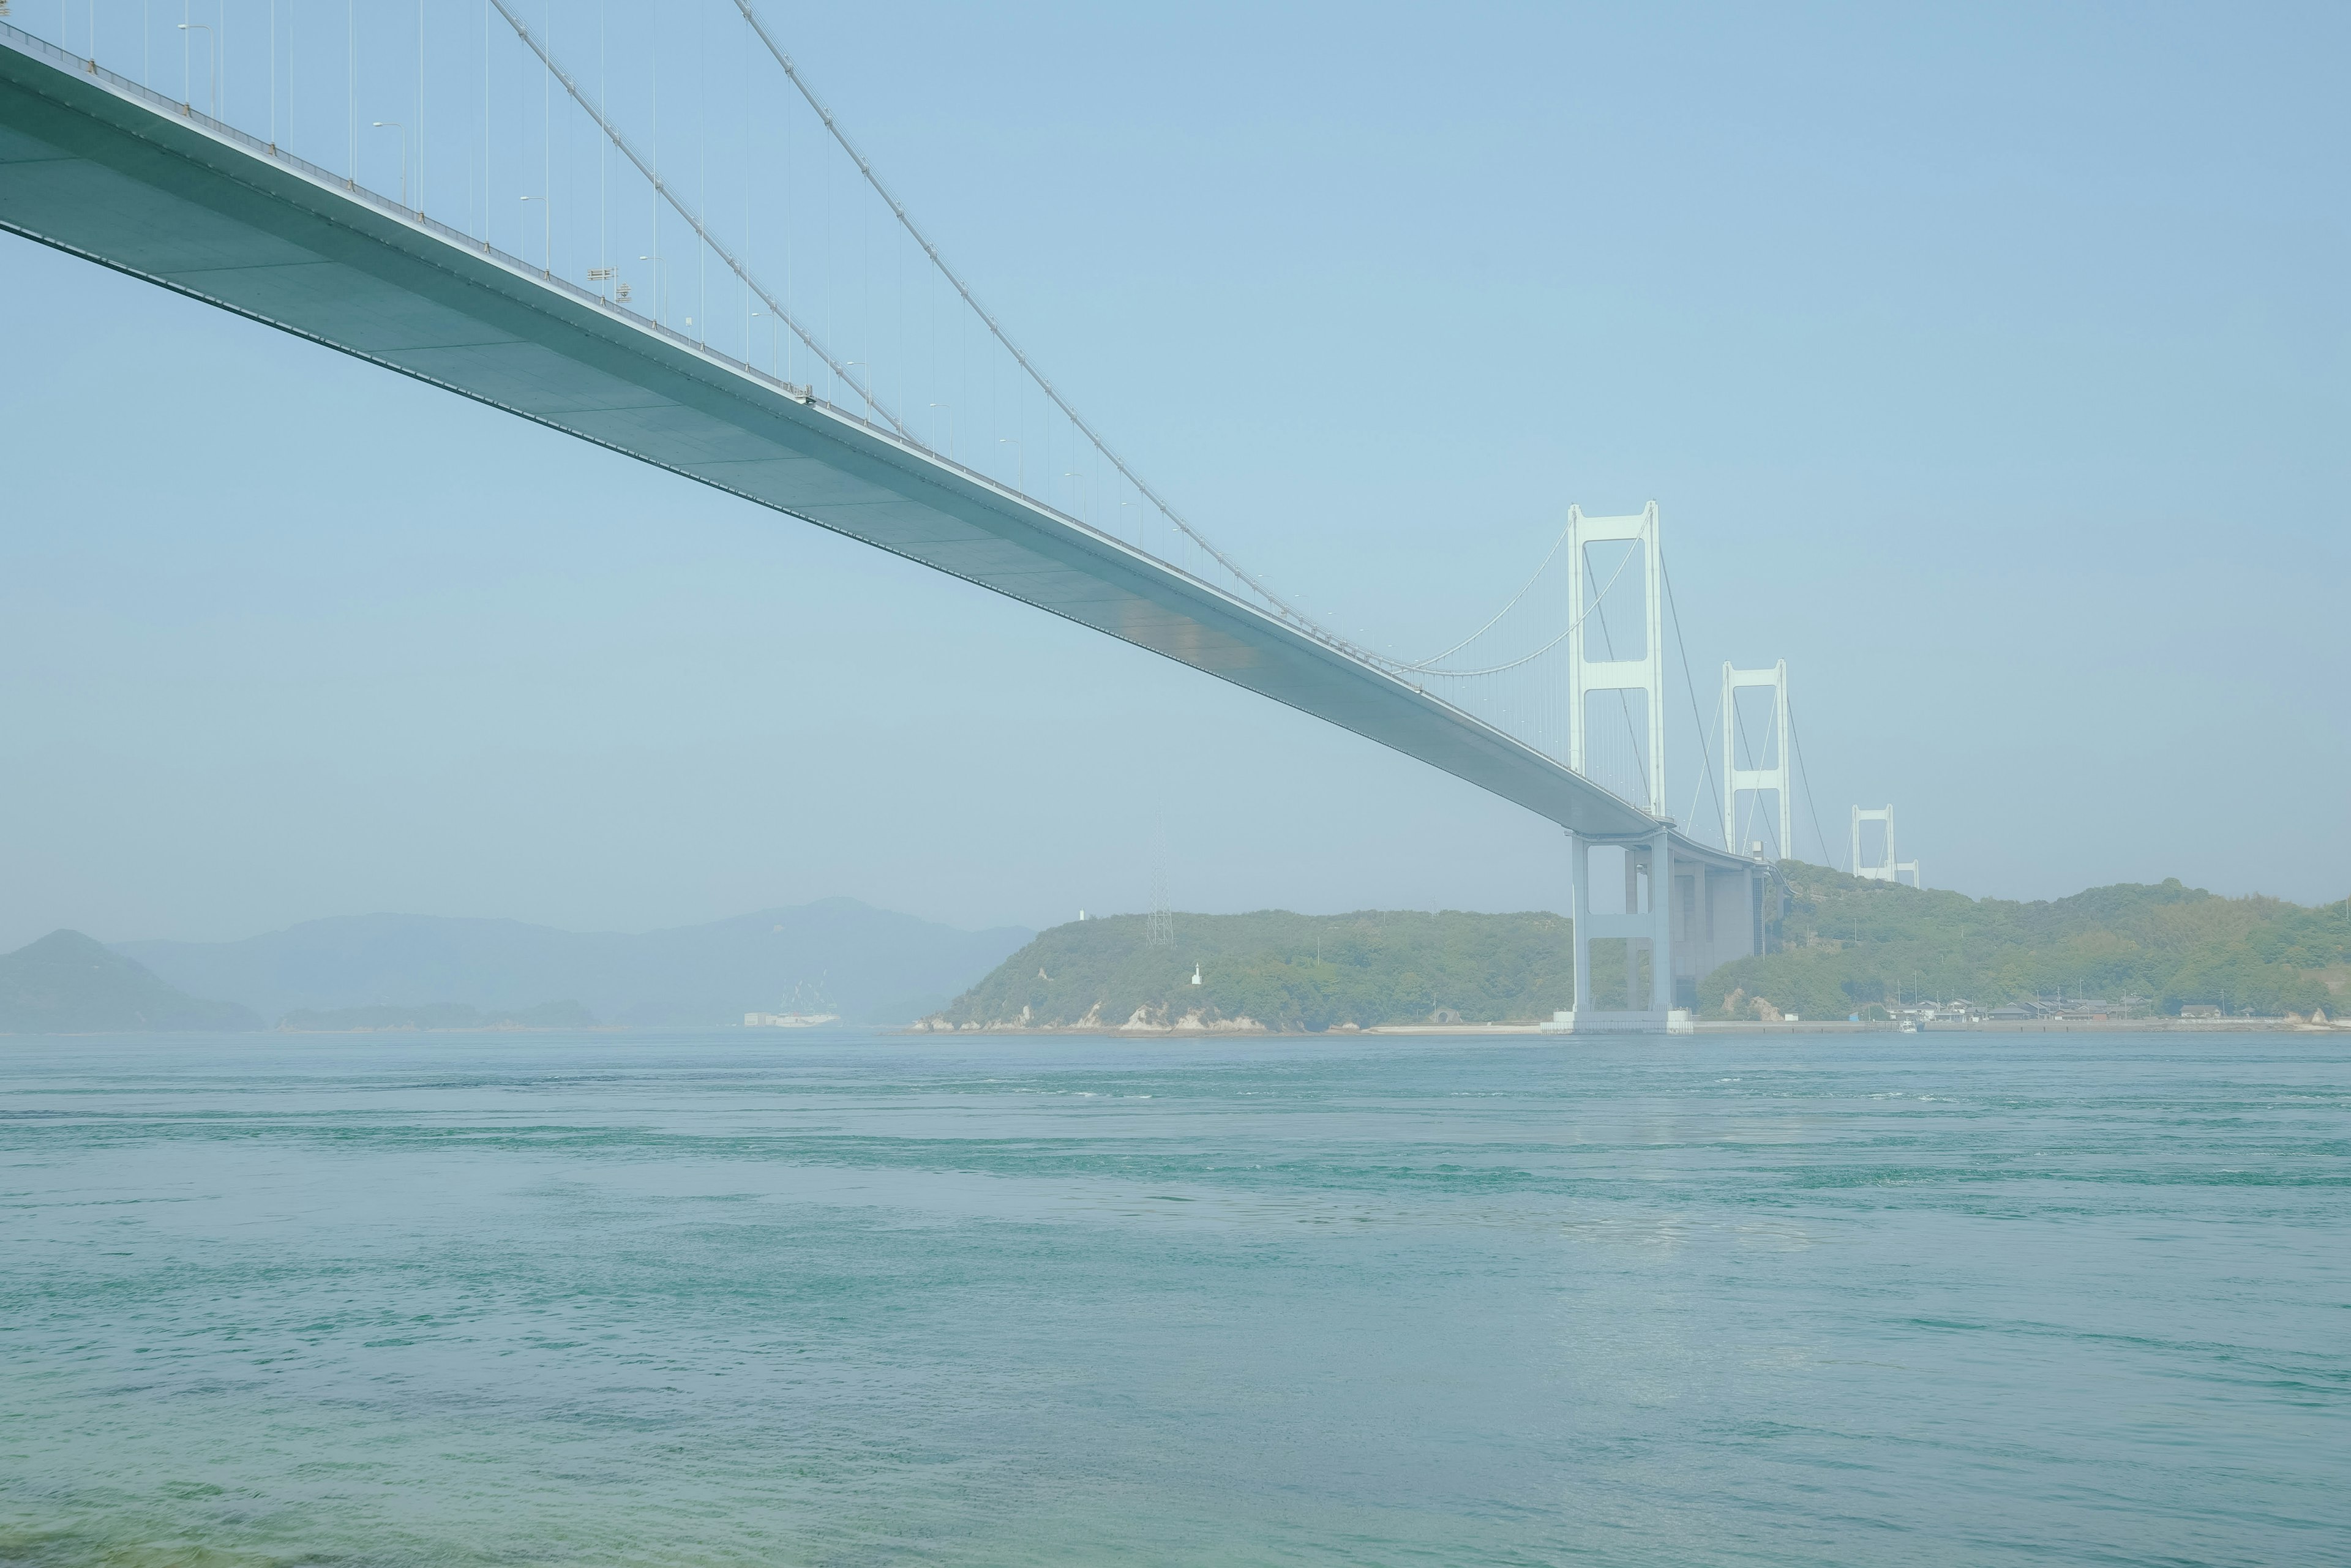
top-left (0, 24), bottom-right (1753, 874)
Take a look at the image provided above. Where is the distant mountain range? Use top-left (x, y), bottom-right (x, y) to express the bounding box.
top-left (113, 899), bottom-right (1033, 1027)
top-left (0, 930), bottom-right (261, 1033)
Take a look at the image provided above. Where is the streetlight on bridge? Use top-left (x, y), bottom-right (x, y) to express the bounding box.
top-left (175, 24), bottom-right (215, 119)
top-left (519, 195), bottom-right (549, 277)
top-left (370, 122), bottom-right (408, 208)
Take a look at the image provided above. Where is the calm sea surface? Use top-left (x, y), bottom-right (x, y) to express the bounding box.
top-left (1, 1029), bottom-right (2344, 1566)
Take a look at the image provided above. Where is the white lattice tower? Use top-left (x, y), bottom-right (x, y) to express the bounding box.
top-left (1565, 503), bottom-right (1666, 817)
top-left (1722, 661), bottom-right (1791, 858)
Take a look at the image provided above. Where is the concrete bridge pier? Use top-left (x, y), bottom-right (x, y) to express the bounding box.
top-left (1560, 828), bottom-right (1674, 1033)
top-left (1554, 830), bottom-right (1768, 1035)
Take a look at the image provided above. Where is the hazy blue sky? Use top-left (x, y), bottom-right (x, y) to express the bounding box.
top-left (2, 1), bottom-right (2345, 950)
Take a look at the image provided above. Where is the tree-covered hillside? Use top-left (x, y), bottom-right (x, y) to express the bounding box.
top-left (934, 870), bottom-right (2350, 1032)
top-left (934, 910), bottom-right (1576, 1032)
top-left (1704, 864), bottom-right (2349, 1019)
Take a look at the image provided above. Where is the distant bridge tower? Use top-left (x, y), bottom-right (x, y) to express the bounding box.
top-left (1722, 661), bottom-right (1791, 859)
top-left (1851, 805), bottom-right (1922, 887)
top-left (1567, 503), bottom-right (1666, 817)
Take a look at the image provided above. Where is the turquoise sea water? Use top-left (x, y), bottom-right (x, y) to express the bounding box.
top-left (1, 1029), bottom-right (2344, 1566)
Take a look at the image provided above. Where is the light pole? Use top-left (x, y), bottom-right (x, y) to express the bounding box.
top-left (520, 195), bottom-right (549, 276)
top-left (176, 23), bottom-right (216, 118)
top-left (372, 121), bottom-right (408, 207)
top-left (997, 437), bottom-right (1023, 492)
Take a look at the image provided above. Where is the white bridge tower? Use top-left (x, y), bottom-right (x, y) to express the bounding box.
top-left (1851, 805), bottom-right (1921, 887)
top-left (1553, 503), bottom-right (1760, 1035)
top-left (1566, 503), bottom-right (1666, 817)
top-left (1722, 661), bottom-right (1791, 859)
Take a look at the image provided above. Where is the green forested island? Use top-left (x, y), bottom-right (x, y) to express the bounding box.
top-left (932, 909), bottom-right (1578, 1033)
top-left (929, 867), bottom-right (2350, 1032)
top-left (1709, 863), bottom-right (2345, 1020)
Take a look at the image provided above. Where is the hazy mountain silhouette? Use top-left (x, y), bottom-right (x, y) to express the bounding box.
top-left (1, 930), bottom-right (263, 1033)
top-left (115, 898), bottom-right (1032, 1026)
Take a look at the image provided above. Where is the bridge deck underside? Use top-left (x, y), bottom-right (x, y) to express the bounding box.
top-left (0, 29), bottom-right (1693, 844)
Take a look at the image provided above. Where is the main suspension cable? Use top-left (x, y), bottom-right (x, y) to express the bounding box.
top-left (1406, 535), bottom-right (1640, 679)
top-left (731, 0), bottom-right (1343, 640)
top-left (1787, 696), bottom-right (1837, 871)
top-left (1660, 552), bottom-right (1725, 841)
top-left (1390, 516), bottom-right (1574, 672)
top-left (488, 0), bottom-right (910, 439)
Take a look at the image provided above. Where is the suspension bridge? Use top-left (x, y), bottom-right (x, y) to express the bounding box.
top-left (0, 5), bottom-right (1851, 1029)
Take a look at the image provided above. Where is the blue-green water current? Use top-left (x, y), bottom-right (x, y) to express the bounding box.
top-left (2, 1029), bottom-right (2345, 1566)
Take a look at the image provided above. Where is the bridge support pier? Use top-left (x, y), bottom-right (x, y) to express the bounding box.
top-left (1558, 827), bottom-right (1676, 1033)
top-left (1553, 831), bottom-right (1769, 1035)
